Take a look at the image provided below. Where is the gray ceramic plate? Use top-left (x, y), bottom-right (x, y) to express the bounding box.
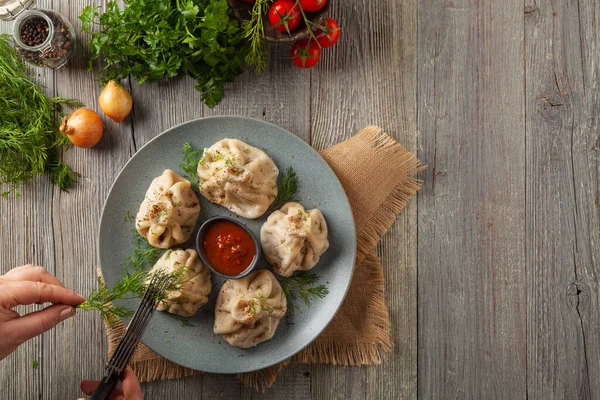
top-left (98, 116), bottom-right (357, 374)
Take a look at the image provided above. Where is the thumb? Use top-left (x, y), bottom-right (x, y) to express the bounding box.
top-left (9, 304), bottom-right (76, 344)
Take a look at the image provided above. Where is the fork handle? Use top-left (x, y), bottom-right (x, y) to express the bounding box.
top-left (90, 372), bottom-right (120, 400)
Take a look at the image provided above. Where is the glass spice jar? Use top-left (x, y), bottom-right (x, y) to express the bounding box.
top-left (0, 0), bottom-right (36, 20)
top-left (12, 8), bottom-right (75, 69)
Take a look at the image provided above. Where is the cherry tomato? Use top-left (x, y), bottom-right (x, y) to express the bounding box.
top-left (315, 18), bottom-right (340, 48)
top-left (290, 39), bottom-right (321, 68)
top-left (300, 0), bottom-right (327, 12)
top-left (269, 0), bottom-right (301, 34)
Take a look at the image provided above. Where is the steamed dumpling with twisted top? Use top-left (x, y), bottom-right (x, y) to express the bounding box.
top-left (136, 169), bottom-right (200, 248)
top-left (149, 249), bottom-right (212, 317)
top-left (197, 139), bottom-right (279, 219)
top-left (214, 270), bottom-right (287, 348)
top-left (261, 202), bottom-right (329, 277)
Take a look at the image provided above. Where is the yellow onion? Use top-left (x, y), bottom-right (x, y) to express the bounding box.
top-left (99, 80), bottom-right (132, 123)
top-left (59, 108), bottom-right (104, 148)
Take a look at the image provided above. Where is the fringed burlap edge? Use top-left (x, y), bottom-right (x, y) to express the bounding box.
top-left (348, 126), bottom-right (425, 259)
top-left (236, 360), bottom-right (292, 392)
top-left (292, 253), bottom-right (393, 366)
top-left (237, 253), bottom-right (394, 392)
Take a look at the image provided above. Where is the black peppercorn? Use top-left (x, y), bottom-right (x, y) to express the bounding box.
top-left (20, 17), bottom-right (49, 47)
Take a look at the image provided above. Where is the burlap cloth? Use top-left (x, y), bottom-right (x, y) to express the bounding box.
top-left (105, 126), bottom-right (423, 391)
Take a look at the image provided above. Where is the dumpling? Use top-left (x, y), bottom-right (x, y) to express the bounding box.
top-left (197, 139), bottom-right (279, 219)
top-left (149, 249), bottom-right (212, 317)
top-left (260, 202), bottom-right (329, 277)
top-left (136, 169), bottom-right (200, 249)
top-left (214, 270), bottom-right (287, 348)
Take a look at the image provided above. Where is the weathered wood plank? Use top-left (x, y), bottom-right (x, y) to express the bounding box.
top-left (1, 1), bottom-right (64, 398)
top-left (417, 0), bottom-right (527, 398)
top-left (525, 1), bottom-right (600, 398)
top-left (203, 43), bottom-right (312, 143)
top-left (251, 364), bottom-right (311, 400)
top-left (44, 0), bottom-right (137, 398)
top-left (309, 0), bottom-right (419, 398)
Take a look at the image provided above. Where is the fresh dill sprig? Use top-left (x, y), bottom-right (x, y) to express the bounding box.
top-left (243, 0), bottom-right (270, 73)
top-left (77, 274), bottom-right (145, 325)
top-left (122, 231), bottom-right (163, 274)
top-left (0, 34), bottom-right (81, 196)
top-left (179, 318), bottom-right (194, 327)
top-left (281, 272), bottom-right (329, 309)
top-left (273, 166), bottom-right (299, 209)
top-left (179, 142), bottom-right (204, 186)
top-left (78, 218), bottom-right (165, 324)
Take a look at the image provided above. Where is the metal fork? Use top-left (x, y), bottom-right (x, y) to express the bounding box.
top-left (90, 272), bottom-right (172, 400)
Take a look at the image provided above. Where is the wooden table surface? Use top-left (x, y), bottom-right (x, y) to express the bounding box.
top-left (1, 0), bottom-right (599, 399)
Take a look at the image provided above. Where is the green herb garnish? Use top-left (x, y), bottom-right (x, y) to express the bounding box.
top-left (78, 273), bottom-right (146, 325)
top-left (0, 34), bottom-right (81, 196)
top-left (122, 231), bottom-right (163, 274)
top-left (179, 318), bottom-right (194, 327)
top-left (179, 142), bottom-right (204, 185)
top-left (78, 220), bottom-right (187, 324)
top-left (32, 360), bottom-right (39, 369)
top-left (273, 166), bottom-right (299, 208)
top-left (243, 0), bottom-right (270, 73)
top-left (281, 272), bottom-right (329, 309)
top-left (80, 0), bottom-right (249, 108)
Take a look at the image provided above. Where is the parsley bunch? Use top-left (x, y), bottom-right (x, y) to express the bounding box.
top-left (80, 0), bottom-right (249, 107)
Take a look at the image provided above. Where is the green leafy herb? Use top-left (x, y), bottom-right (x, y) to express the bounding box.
top-left (179, 318), bottom-right (194, 327)
top-left (122, 230), bottom-right (163, 274)
top-left (179, 142), bottom-right (204, 184)
top-left (78, 219), bottom-right (186, 324)
top-left (32, 360), bottom-right (39, 369)
top-left (273, 166), bottom-right (298, 208)
top-left (281, 272), bottom-right (329, 309)
top-left (80, 0), bottom-right (249, 108)
top-left (78, 273), bottom-right (145, 325)
top-left (243, 0), bottom-right (270, 73)
top-left (0, 34), bottom-right (81, 196)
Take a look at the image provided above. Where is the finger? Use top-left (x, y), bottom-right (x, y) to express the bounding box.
top-left (3, 265), bottom-right (65, 288)
top-left (80, 380), bottom-right (98, 395)
top-left (80, 380), bottom-right (125, 397)
top-left (7, 304), bottom-right (76, 344)
top-left (120, 367), bottom-right (143, 399)
top-left (0, 280), bottom-right (85, 308)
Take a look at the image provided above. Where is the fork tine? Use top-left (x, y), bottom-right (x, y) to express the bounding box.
top-left (106, 272), bottom-right (173, 374)
top-left (106, 276), bottom-right (157, 363)
top-left (108, 288), bottom-right (158, 369)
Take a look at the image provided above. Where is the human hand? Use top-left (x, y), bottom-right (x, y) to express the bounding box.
top-left (79, 367), bottom-right (143, 400)
top-left (0, 265), bottom-right (85, 361)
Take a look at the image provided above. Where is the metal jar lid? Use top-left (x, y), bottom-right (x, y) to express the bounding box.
top-left (0, 0), bottom-right (37, 21)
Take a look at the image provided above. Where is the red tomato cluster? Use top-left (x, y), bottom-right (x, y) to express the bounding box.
top-left (290, 17), bottom-right (340, 69)
top-left (247, 0), bottom-right (339, 69)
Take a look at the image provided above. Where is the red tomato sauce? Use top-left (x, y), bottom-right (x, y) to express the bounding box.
top-left (202, 220), bottom-right (256, 276)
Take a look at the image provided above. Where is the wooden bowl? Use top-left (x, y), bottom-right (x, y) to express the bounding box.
top-left (227, 0), bottom-right (329, 42)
